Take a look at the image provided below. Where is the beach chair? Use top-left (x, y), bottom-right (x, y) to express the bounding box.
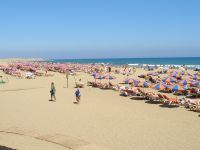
top-left (157, 94), bottom-right (166, 102)
top-left (142, 91), bottom-right (151, 100)
top-left (162, 95), bottom-right (179, 106)
top-left (120, 89), bottom-right (135, 97)
top-left (174, 90), bottom-right (187, 96)
top-left (148, 93), bottom-right (160, 101)
top-left (112, 85), bottom-right (121, 91)
top-left (100, 83), bottom-right (111, 90)
top-left (187, 99), bottom-right (200, 111)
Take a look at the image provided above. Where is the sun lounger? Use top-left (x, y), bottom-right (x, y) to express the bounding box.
top-left (147, 93), bottom-right (160, 101)
top-left (185, 99), bottom-right (200, 111)
top-left (174, 90), bottom-right (188, 96)
top-left (120, 88), bottom-right (137, 97)
top-left (162, 95), bottom-right (179, 105)
top-left (157, 94), bottom-right (165, 102)
top-left (100, 83), bottom-right (112, 89)
top-left (120, 89), bottom-right (132, 96)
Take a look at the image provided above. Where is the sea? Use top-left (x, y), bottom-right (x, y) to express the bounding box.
top-left (49, 57), bottom-right (200, 66)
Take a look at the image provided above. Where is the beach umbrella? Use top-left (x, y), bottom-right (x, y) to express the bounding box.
top-left (193, 75), bottom-right (200, 80)
top-left (163, 77), bottom-right (176, 83)
top-left (143, 81), bottom-right (151, 87)
top-left (132, 81), bottom-right (140, 87)
top-left (154, 83), bottom-right (166, 90)
top-left (123, 78), bottom-right (139, 84)
top-left (147, 72), bottom-right (153, 76)
top-left (171, 73), bottom-right (178, 78)
top-left (179, 79), bottom-right (188, 85)
top-left (164, 84), bottom-right (172, 89)
top-left (95, 74), bottom-right (104, 79)
top-left (104, 74), bottom-right (116, 80)
top-left (92, 72), bottom-right (97, 77)
top-left (171, 85), bottom-right (186, 92)
top-left (193, 74), bottom-right (198, 80)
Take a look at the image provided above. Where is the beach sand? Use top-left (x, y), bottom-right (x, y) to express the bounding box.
top-left (0, 60), bottom-right (200, 150)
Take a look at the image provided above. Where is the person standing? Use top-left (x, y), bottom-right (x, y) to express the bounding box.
top-left (50, 82), bottom-right (56, 101)
top-left (104, 66), bottom-right (107, 73)
top-left (66, 70), bottom-right (69, 88)
top-left (108, 66), bottom-right (111, 73)
top-left (74, 88), bottom-right (81, 104)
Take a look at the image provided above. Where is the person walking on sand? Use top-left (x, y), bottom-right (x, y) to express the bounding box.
top-left (74, 88), bottom-right (81, 104)
top-left (66, 70), bottom-right (69, 88)
top-left (50, 82), bottom-right (56, 101)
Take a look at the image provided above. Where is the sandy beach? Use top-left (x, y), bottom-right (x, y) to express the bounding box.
top-left (0, 59), bottom-right (200, 150)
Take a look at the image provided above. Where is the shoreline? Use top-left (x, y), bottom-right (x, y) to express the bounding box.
top-left (1, 57), bottom-right (200, 65)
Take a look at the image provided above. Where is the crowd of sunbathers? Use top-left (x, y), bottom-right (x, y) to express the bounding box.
top-left (87, 67), bottom-right (200, 115)
top-left (87, 81), bottom-right (200, 113)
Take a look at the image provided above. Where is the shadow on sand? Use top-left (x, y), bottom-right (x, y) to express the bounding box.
top-left (49, 99), bottom-right (56, 102)
top-left (159, 103), bottom-right (179, 108)
top-left (0, 146), bottom-right (16, 150)
top-left (145, 100), bottom-right (162, 104)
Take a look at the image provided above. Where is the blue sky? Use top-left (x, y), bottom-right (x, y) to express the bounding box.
top-left (0, 0), bottom-right (200, 59)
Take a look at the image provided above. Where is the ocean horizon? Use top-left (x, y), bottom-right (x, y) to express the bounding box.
top-left (49, 57), bottom-right (200, 65)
